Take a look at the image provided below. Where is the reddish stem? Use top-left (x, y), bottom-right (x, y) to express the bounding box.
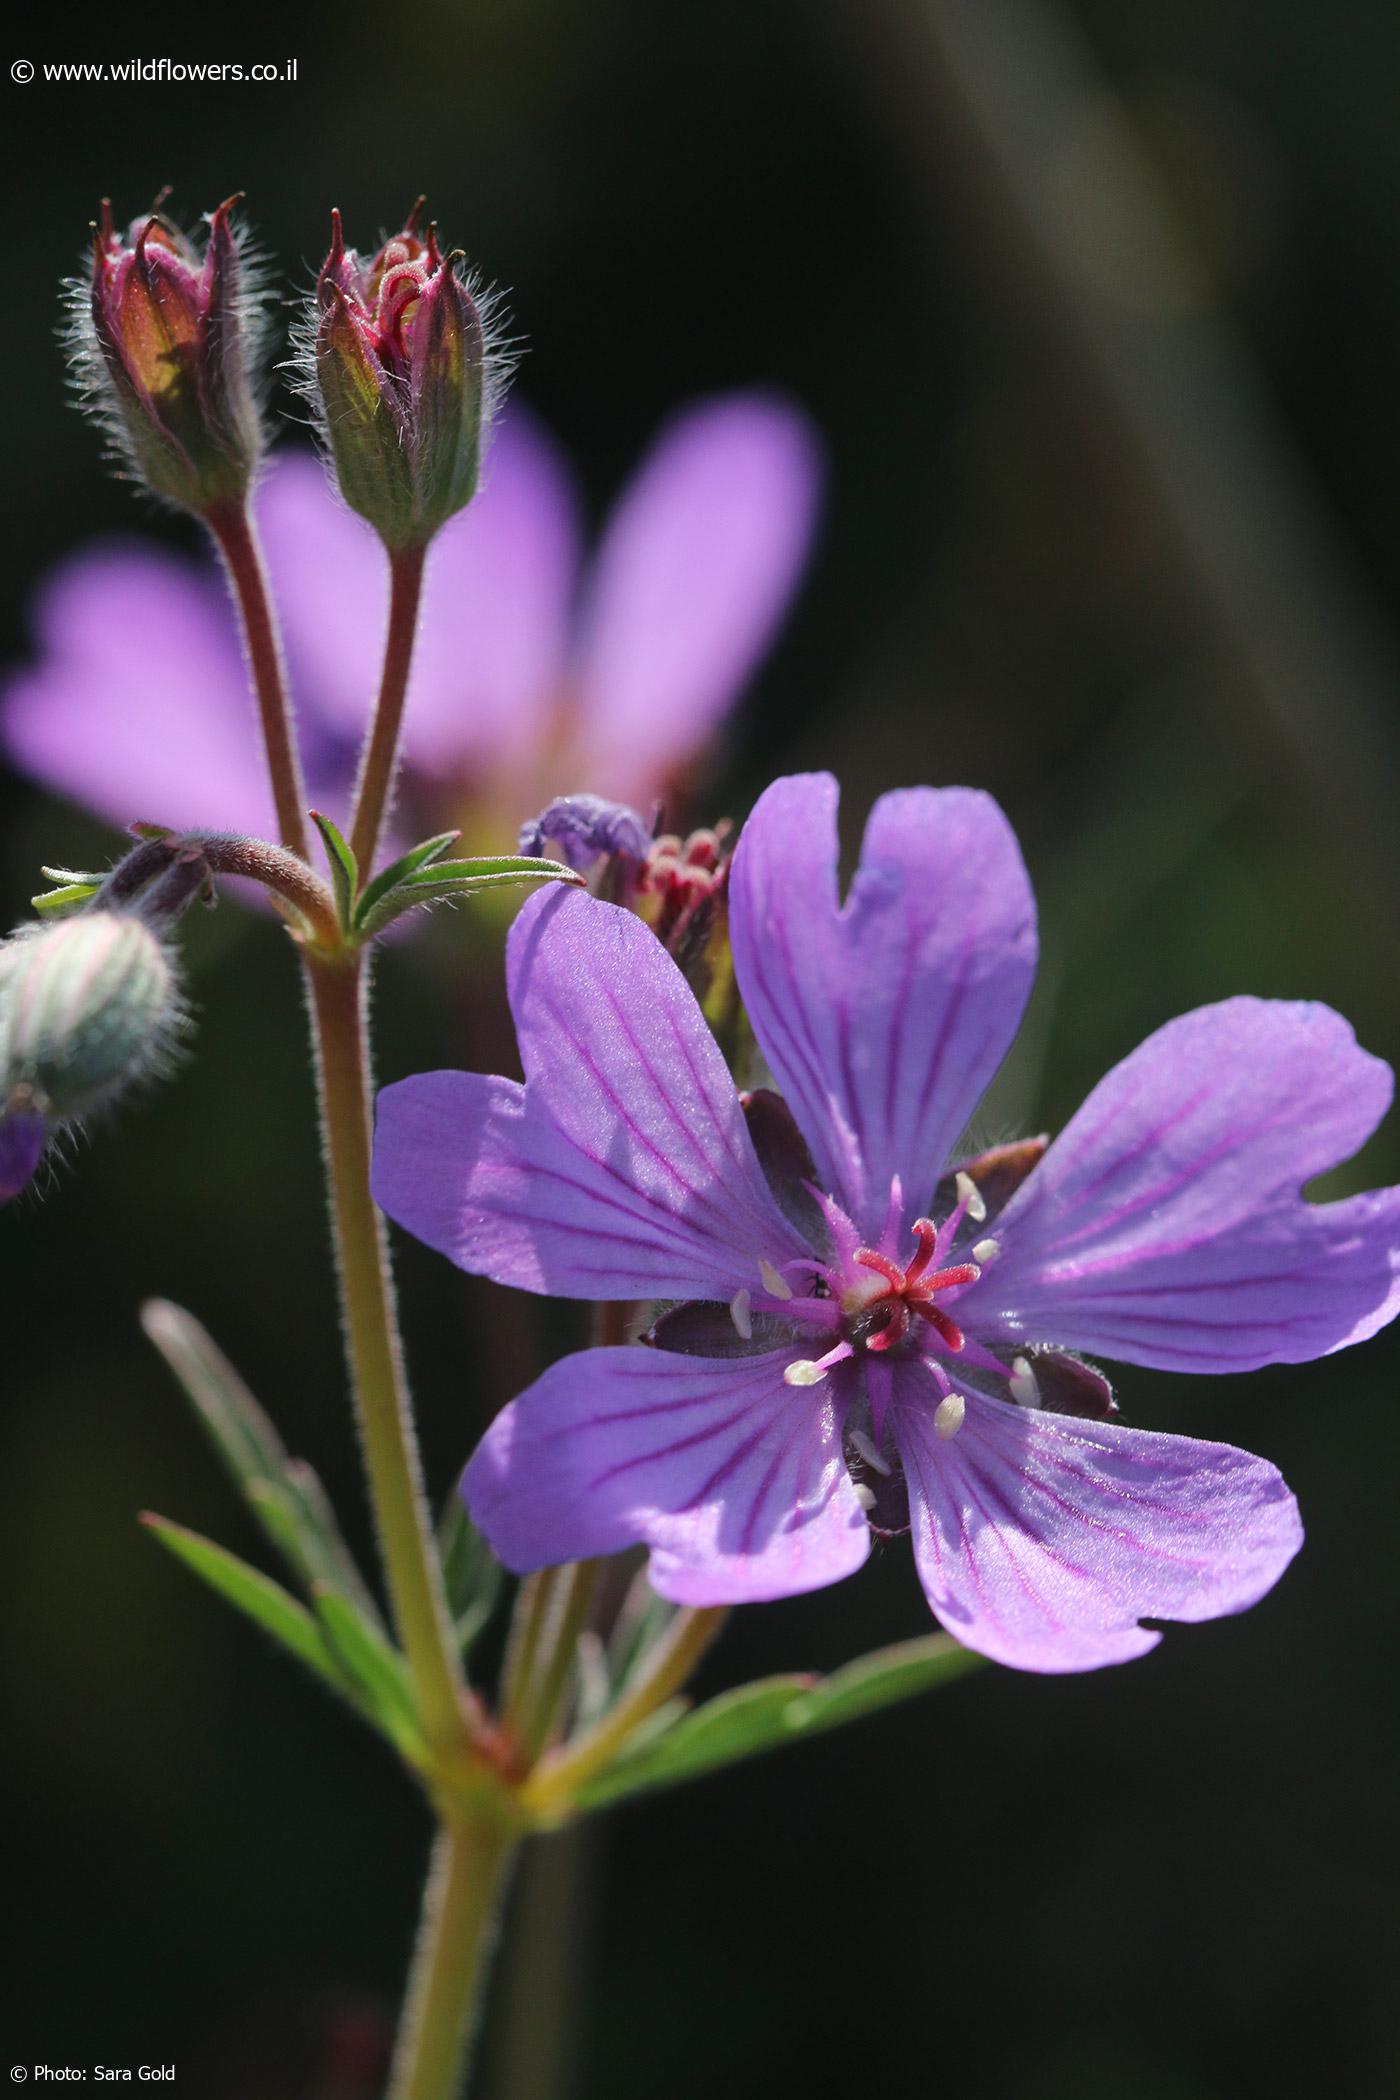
top-left (205, 503), bottom-right (311, 862)
top-left (350, 542), bottom-right (427, 874)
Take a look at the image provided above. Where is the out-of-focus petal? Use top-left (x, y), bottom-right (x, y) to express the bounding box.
top-left (257, 449), bottom-right (386, 749)
top-left (463, 1344), bottom-right (870, 1603)
top-left (407, 405), bottom-right (581, 774)
top-left (573, 394), bottom-right (822, 803)
top-left (373, 887), bottom-right (807, 1301)
top-left (729, 772), bottom-right (1037, 1239)
top-left (892, 1366), bottom-right (1302, 1672)
top-left (976, 999), bottom-right (1400, 1372)
top-left (259, 409), bottom-right (580, 778)
top-left (1, 544), bottom-right (274, 834)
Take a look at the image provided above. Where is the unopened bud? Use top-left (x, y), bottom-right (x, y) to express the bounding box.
top-left (519, 795), bottom-right (654, 874)
top-left (306, 201), bottom-right (503, 549)
top-left (0, 912), bottom-right (183, 1133)
top-left (73, 194), bottom-right (264, 513)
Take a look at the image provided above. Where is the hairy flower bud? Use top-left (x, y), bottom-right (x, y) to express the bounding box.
top-left (0, 912), bottom-right (186, 1203)
top-left (304, 201), bottom-right (504, 549)
top-left (72, 194), bottom-right (264, 513)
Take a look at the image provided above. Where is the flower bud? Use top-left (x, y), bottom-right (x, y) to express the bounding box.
top-left (306, 201), bottom-right (501, 549)
top-left (73, 194), bottom-right (263, 513)
top-left (0, 913), bottom-right (183, 1140)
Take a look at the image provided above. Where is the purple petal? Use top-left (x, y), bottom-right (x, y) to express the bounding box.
top-left (1, 544), bottom-right (274, 835)
top-left (259, 407), bottom-right (580, 780)
top-left (0, 1111), bottom-right (46, 1202)
top-left (974, 999), bottom-right (1400, 1372)
top-left (463, 1345), bottom-right (870, 1603)
top-left (373, 887), bottom-right (808, 1300)
top-left (518, 793), bottom-right (653, 871)
top-left (729, 773), bottom-right (1037, 1238)
top-left (891, 1365), bottom-right (1302, 1672)
top-left (572, 394), bottom-right (822, 803)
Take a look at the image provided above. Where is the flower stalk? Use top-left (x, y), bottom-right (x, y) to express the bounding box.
top-left (349, 542), bottom-right (427, 871)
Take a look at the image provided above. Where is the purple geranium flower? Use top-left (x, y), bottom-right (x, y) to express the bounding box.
top-left (1, 395), bottom-right (820, 848)
top-left (372, 773), bottom-right (1400, 1671)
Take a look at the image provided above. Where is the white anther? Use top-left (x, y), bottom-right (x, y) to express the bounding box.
top-left (853, 1481), bottom-right (878, 1512)
top-left (759, 1258), bottom-right (793, 1302)
top-left (1009, 1354), bottom-right (1040, 1407)
top-left (729, 1288), bottom-right (753, 1341)
top-left (784, 1359), bottom-right (827, 1387)
top-left (955, 1171), bottom-right (987, 1225)
top-left (848, 1427), bottom-right (892, 1477)
top-left (971, 1237), bottom-right (1001, 1265)
top-left (934, 1393), bottom-right (966, 1440)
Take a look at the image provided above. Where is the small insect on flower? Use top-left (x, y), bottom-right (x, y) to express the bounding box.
top-left (374, 773), bottom-right (1400, 1673)
top-left (303, 199), bottom-right (510, 550)
top-left (74, 193), bottom-right (265, 514)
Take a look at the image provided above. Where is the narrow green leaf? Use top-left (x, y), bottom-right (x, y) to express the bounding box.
top-left (141, 1299), bottom-right (382, 1627)
top-left (309, 811), bottom-right (359, 931)
top-left (575, 1677), bottom-right (813, 1810)
top-left (140, 1514), bottom-right (348, 1699)
top-left (573, 1636), bottom-right (982, 1811)
top-left (438, 1496), bottom-right (504, 1657)
top-left (311, 1585), bottom-right (425, 1759)
top-left (39, 864), bottom-right (108, 886)
top-left (355, 855), bottom-right (580, 937)
top-left (786, 1633), bottom-right (984, 1736)
top-left (32, 882), bottom-right (102, 915)
top-left (352, 829), bottom-right (461, 929)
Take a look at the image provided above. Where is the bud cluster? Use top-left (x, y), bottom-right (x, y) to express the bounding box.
top-left (304, 201), bottom-right (505, 549)
top-left (72, 194), bottom-right (264, 514)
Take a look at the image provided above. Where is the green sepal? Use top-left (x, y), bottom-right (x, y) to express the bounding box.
top-left (140, 1513), bottom-right (350, 1701)
top-left (573, 1635), bottom-right (983, 1812)
top-left (311, 1584), bottom-right (427, 1761)
top-left (141, 1299), bottom-right (384, 1630)
top-left (352, 831), bottom-right (461, 931)
top-left (438, 1495), bottom-right (504, 1658)
top-left (355, 853), bottom-right (580, 939)
top-left (309, 811), bottom-right (359, 934)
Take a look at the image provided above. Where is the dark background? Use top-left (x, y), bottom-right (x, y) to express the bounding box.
top-left (4, 2), bottom-right (1400, 2094)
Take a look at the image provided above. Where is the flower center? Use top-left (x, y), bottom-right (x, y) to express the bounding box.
top-left (841, 1222), bottom-right (981, 1354)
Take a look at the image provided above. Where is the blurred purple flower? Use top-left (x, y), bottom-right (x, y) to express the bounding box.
top-left (1, 395), bottom-right (821, 848)
top-left (373, 772), bottom-right (1400, 1672)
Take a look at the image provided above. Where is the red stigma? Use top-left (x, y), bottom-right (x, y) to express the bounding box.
top-left (850, 1215), bottom-right (981, 1356)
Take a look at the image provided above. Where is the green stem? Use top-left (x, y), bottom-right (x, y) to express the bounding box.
top-left (388, 1810), bottom-right (520, 2100)
top-left (306, 954), bottom-right (467, 1756)
top-left (205, 503), bottom-right (311, 862)
top-left (350, 541), bottom-right (428, 874)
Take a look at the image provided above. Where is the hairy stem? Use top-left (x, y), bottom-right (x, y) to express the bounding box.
top-left (350, 542), bottom-right (428, 873)
top-left (389, 1810), bottom-right (519, 2100)
top-left (205, 503), bottom-right (311, 862)
top-left (307, 955), bottom-right (467, 1755)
